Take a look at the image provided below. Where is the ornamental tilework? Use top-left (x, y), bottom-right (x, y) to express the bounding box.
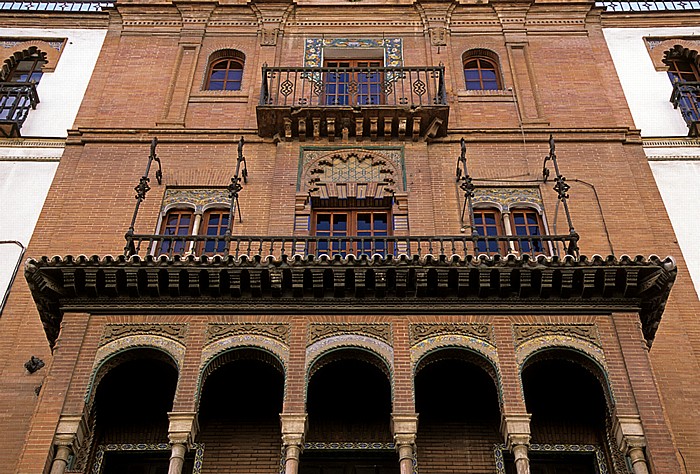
top-left (92, 443), bottom-right (205, 474)
top-left (304, 38), bottom-right (403, 68)
top-left (515, 335), bottom-right (606, 370)
top-left (493, 443), bottom-right (608, 474)
top-left (410, 334), bottom-right (498, 367)
top-left (162, 188), bottom-right (230, 213)
top-left (201, 334), bottom-right (290, 370)
top-left (306, 334), bottom-right (394, 373)
top-left (472, 187), bottom-right (543, 211)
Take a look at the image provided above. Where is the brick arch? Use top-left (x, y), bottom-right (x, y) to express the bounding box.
top-left (518, 343), bottom-right (615, 412)
top-left (649, 40), bottom-right (700, 71)
top-left (412, 341), bottom-right (503, 408)
top-left (197, 337), bottom-right (289, 408)
top-left (305, 335), bottom-right (395, 405)
top-left (0, 41), bottom-right (60, 80)
top-left (85, 340), bottom-right (183, 410)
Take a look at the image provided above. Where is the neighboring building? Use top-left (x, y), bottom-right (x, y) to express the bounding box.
top-left (602, 0), bottom-right (700, 298)
top-left (0, 19), bottom-right (108, 316)
top-left (0, 1), bottom-right (698, 474)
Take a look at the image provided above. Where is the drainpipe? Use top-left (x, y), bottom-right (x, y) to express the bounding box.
top-left (0, 240), bottom-right (26, 316)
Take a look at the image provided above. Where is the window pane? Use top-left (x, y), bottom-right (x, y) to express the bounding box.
top-left (357, 214), bottom-right (371, 231)
top-left (316, 215), bottom-right (331, 232)
top-left (374, 214), bottom-right (388, 231)
top-left (209, 81), bottom-right (224, 90)
top-left (211, 70), bottom-right (226, 80)
top-left (481, 70), bottom-right (497, 81)
top-left (225, 81), bottom-right (241, 91)
top-left (464, 70), bottom-right (480, 80)
top-left (333, 214), bottom-right (347, 232)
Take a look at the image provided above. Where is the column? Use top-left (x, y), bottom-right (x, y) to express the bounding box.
top-left (49, 415), bottom-right (87, 474)
top-left (501, 414), bottom-right (531, 474)
top-left (281, 413), bottom-right (308, 474)
top-left (392, 414), bottom-right (418, 474)
top-left (501, 211), bottom-right (516, 253)
top-left (614, 414), bottom-right (650, 474)
top-left (167, 412), bottom-right (198, 474)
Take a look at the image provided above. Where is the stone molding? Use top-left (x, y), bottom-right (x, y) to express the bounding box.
top-left (206, 322), bottom-right (290, 345)
top-left (100, 323), bottom-right (188, 346)
top-left (168, 412), bottom-right (199, 448)
top-left (308, 323), bottom-right (391, 346)
top-left (409, 323), bottom-right (493, 345)
top-left (513, 324), bottom-right (600, 347)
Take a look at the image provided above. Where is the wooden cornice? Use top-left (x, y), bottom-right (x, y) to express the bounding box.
top-left (25, 252), bottom-right (676, 349)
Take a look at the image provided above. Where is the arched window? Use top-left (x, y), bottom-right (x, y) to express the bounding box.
top-left (206, 49), bottom-right (245, 91)
top-left (462, 50), bottom-right (502, 91)
top-left (510, 208), bottom-right (544, 254)
top-left (473, 208), bottom-right (503, 253)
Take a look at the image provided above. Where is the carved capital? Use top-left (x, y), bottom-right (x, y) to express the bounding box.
top-left (501, 413), bottom-right (531, 449)
top-left (613, 414), bottom-right (646, 453)
top-left (281, 413), bottom-right (308, 445)
top-left (54, 414), bottom-right (87, 452)
top-left (391, 413), bottom-right (418, 438)
top-left (168, 412), bottom-right (199, 448)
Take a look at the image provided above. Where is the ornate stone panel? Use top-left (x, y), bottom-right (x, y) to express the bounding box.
top-left (304, 38), bottom-right (402, 68)
top-left (513, 324), bottom-right (600, 347)
top-left (308, 323), bottom-right (391, 346)
top-left (298, 147), bottom-right (406, 193)
top-left (515, 334), bottom-right (606, 370)
top-left (100, 323), bottom-right (188, 346)
top-left (306, 334), bottom-right (394, 374)
top-left (162, 188), bottom-right (230, 213)
top-left (409, 323), bottom-right (493, 345)
top-left (206, 323), bottom-right (290, 345)
top-left (472, 187), bottom-right (543, 211)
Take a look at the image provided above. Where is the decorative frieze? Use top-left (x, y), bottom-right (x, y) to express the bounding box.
top-left (162, 188), bottom-right (229, 213)
top-left (308, 323), bottom-right (391, 346)
top-left (206, 323), bottom-right (290, 344)
top-left (472, 187), bottom-right (543, 211)
top-left (304, 38), bottom-right (402, 68)
top-left (513, 324), bottom-right (600, 347)
top-left (409, 323), bottom-right (493, 345)
top-left (100, 323), bottom-right (187, 346)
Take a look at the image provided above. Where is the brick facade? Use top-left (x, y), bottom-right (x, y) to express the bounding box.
top-left (0, 1), bottom-right (698, 474)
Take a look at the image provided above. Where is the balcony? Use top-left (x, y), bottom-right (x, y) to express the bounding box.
top-left (257, 66), bottom-right (449, 141)
top-left (0, 82), bottom-right (39, 138)
top-left (123, 234), bottom-right (579, 260)
top-left (671, 81), bottom-right (700, 137)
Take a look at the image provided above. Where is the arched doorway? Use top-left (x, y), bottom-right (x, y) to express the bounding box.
top-left (520, 351), bottom-right (614, 474)
top-left (302, 349), bottom-right (398, 474)
top-left (91, 348), bottom-right (179, 474)
top-left (197, 348), bottom-right (284, 474)
top-left (415, 349), bottom-right (502, 473)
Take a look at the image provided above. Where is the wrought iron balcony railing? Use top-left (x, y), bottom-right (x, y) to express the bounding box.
top-left (124, 234), bottom-right (580, 259)
top-left (257, 66), bottom-right (449, 140)
top-left (0, 82), bottom-right (39, 138)
top-left (671, 81), bottom-right (700, 137)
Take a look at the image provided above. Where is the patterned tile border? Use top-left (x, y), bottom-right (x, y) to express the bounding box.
top-left (91, 443), bottom-right (204, 474)
top-left (493, 443), bottom-right (608, 474)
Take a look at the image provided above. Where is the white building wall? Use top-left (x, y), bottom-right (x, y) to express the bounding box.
top-left (603, 27), bottom-right (700, 138)
top-left (604, 27), bottom-right (700, 297)
top-left (0, 28), bottom-right (107, 138)
top-left (0, 27), bottom-right (105, 313)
